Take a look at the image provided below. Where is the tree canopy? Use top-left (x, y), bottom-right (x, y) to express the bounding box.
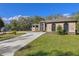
top-left (0, 17), bottom-right (4, 29)
top-left (32, 16), bottom-right (45, 24)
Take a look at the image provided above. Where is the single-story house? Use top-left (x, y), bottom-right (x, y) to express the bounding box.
top-left (32, 24), bottom-right (40, 31)
top-left (32, 18), bottom-right (78, 34)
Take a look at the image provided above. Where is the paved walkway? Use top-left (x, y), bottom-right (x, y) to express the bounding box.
top-left (0, 32), bottom-right (45, 56)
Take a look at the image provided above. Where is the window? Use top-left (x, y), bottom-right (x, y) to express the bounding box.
top-left (36, 25), bottom-right (38, 27)
top-left (33, 26), bottom-right (35, 27)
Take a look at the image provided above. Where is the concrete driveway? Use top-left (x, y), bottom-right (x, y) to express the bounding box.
top-left (0, 32), bottom-right (45, 56)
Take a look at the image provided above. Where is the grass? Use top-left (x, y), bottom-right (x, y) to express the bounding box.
top-left (15, 32), bottom-right (79, 56)
top-left (0, 31), bottom-right (26, 41)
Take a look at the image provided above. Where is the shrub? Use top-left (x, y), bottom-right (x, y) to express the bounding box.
top-left (57, 25), bottom-right (67, 35)
top-left (63, 29), bottom-right (68, 34)
top-left (57, 25), bottom-right (63, 35)
top-left (12, 30), bottom-right (17, 35)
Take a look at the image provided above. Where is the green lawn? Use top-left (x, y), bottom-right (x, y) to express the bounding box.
top-left (0, 31), bottom-right (26, 41)
top-left (15, 33), bottom-right (79, 56)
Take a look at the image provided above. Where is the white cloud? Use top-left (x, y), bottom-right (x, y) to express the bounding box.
top-left (2, 17), bottom-right (7, 20)
top-left (2, 15), bottom-right (30, 24)
top-left (63, 13), bottom-right (71, 17)
top-left (2, 17), bottom-right (10, 24)
top-left (8, 15), bottom-right (29, 20)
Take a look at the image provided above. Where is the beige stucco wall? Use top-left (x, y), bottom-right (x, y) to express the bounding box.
top-left (46, 23), bottom-right (52, 32)
top-left (32, 27), bottom-right (40, 31)
top-left (32, 27), bottom-right (36, 31)
top-left (68, 22), bottom-right (76, 33)
top-left (55, 23), bottom-right (64, 31)
top-left (32, 24), bottom-right (40, 32)
top-left (40, 22), bottom-right (76, 34)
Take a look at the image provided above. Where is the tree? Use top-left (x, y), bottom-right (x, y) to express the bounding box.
top-left (5, 24), bottom-right (11, 31)
top-left (0, 17), bottom-right (4, 31)
top-left (9, 16), bottom-right (44, 31)
top-left (10, 16), bottom-right (32, 31)
top-left (72, 13), bottom-right (79, 20)
top-left (72, 12), bottom-right (79, 33)
top-left (10, 19), bottom-right (18, 30)
top-left (17, 17), bottom-right (32, 31)
top-left (32, 16), bottom-right (45, 24)
top-left (46, 16), bottom-right (53, 20)
top-left (46, 14), bottom-right (63, 20)
top-left (76, 21), bottom-right (79, 34)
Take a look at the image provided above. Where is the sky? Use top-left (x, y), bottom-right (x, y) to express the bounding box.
top-left (0, 3), bottom-right (79, 18)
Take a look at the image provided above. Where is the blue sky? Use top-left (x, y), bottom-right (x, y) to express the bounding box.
top-left (0, 3), bottom-right (79, 18)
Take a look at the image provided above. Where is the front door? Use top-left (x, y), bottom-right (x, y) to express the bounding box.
top-left (52, 23), bottom-right (55, 31)
top-left (64, 23), bottom-right (68, 32)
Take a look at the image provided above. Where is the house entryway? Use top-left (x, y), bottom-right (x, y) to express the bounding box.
top-left (64, 23), bottom-right (69, 33)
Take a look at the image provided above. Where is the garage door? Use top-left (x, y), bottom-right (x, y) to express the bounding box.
top-left (46, 24), bottom-right (52, 32)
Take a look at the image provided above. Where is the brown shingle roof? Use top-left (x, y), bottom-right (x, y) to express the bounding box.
top-left (40, 18), bottom-right (77, 23)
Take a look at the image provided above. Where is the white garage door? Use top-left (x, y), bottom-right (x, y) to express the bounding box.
top-left (46, 24), bottom-right (52, 32)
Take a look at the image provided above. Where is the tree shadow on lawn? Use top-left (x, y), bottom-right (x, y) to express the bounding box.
top-left (26, 50), bottom-right (75, 56)
top-left (27, 51), bottom-right (49, 56)
top-left (17, 44), bottom-right (76, 56)
top-left (50, 50), bottom-right (74, 56)
top-left (0, 37), bottom-right (2, 38)
top-left (18, 44), bottom-right (33, 51)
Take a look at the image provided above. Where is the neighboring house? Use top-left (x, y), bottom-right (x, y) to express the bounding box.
top-left (32, 24), bottom-right (40, 32)
top-left (32, 18), bottom-right (77, 34)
